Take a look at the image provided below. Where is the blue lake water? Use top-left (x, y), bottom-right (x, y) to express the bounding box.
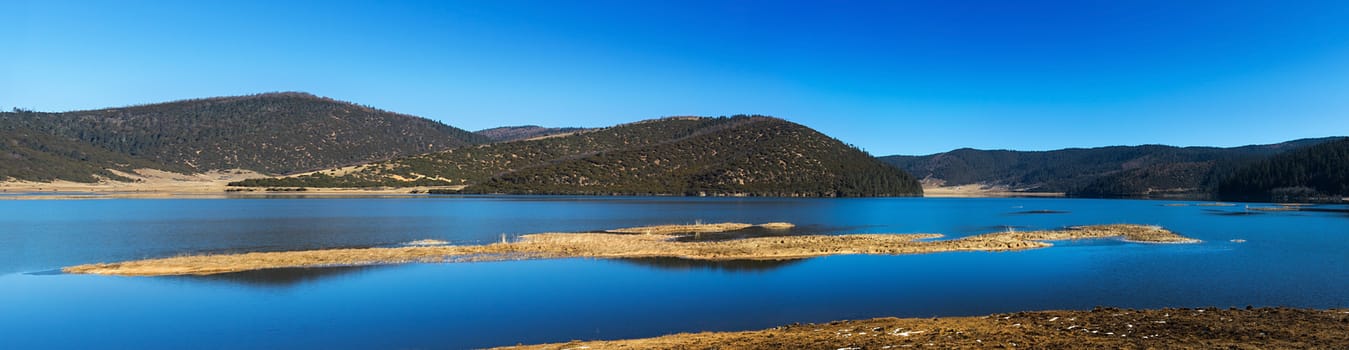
top-left (2, 196), bottom-right (1348, 349)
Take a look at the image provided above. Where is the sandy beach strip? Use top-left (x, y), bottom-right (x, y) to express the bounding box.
top-left (64, 223), bottom-right (1196, 276)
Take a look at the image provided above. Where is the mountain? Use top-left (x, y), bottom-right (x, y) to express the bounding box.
top-left (1217, 138), bottom-right (1349, 201)
top-left (0, 123), bottom-right (180, 182)
top-left (475, 125), bottom-right (591, 142)
top-left (235, 116), bottom-right (923, 197)
top-left (881, 138), bottom-right (1342, 196)
top-left (0, 92), bottom-right (488, 182)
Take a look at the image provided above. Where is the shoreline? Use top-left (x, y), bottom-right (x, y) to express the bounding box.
top-left (0, 185), bottom-right (465, 200)
top-left (921, 184), bottom-right (1065, 198)
top-left (9, 179), bottom-right (1334, 204)
top-left (64, 223), bottom-right (1197, 276)
top-left (495, 307), bottom-right (1349, 349)
top-left (0, 168), bottom-right (464, 200)
top-left (4, 175), bottom-right (1070, 200)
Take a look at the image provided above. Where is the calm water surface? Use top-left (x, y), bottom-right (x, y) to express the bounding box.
top-left (3, 196), bottom-right (1348, 348)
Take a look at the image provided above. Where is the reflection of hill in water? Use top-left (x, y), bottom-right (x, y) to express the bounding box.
top-left (1301, 206), bottom-right (1349, 214)
top-left (615, 257), bottom-right (807, 272)
top-left (1203, 205), bottom-right (1349, 217)
top-left (1203, 209), bottom-right (1262, 216)
top-left (177, 265), bottom-right (388, 287)
top-left (175, 258), bottom-right (807, 283)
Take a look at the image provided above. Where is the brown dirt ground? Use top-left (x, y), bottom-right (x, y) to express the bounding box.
top-left (500, 307), bottom-right (1349, 350)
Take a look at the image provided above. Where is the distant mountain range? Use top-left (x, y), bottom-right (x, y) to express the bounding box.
top-left (4, 92), bottom-right (1343, 200)
top-left (881, 137), bottom-right (1346, 200)
top-left (1, 92), bottom-right (486, 181)
top-left (240, 116), bottom-right (922, 197)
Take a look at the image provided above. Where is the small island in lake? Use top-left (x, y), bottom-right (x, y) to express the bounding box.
top-left (65, 222), bottom-right (1196, 276)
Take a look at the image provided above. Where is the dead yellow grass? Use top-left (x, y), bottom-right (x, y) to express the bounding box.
top-left (606, 222), bottom-right (755, 234)
top-left (64, 223), bottom-right (1197, 276)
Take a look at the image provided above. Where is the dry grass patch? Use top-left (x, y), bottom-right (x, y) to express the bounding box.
top-left (606, 222), bottom-right (755, 235)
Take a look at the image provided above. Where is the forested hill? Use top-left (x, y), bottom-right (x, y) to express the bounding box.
top-left (0, 123), bottom-right (183, 182)
top-left (1217, 138), bottom-right (1349, 201)
top-left (236, 116), bottom-right (923, 197)
top-left (880, 138), bottom-right (1342, 196)
top-left (1, 92), bottom-right (488, 181)
top-left (475, 125), bottom-right (591, 142)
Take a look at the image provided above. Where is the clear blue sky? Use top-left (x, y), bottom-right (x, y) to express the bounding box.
top-left (4, 1), bottom-right (1349, 155)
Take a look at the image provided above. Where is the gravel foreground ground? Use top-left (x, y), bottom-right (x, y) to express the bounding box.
top-left (498, 307), bottom-right (1349, 349)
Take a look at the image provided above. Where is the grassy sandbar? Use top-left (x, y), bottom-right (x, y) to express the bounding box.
top-left (65, 223), bottom-right (1196, 276)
